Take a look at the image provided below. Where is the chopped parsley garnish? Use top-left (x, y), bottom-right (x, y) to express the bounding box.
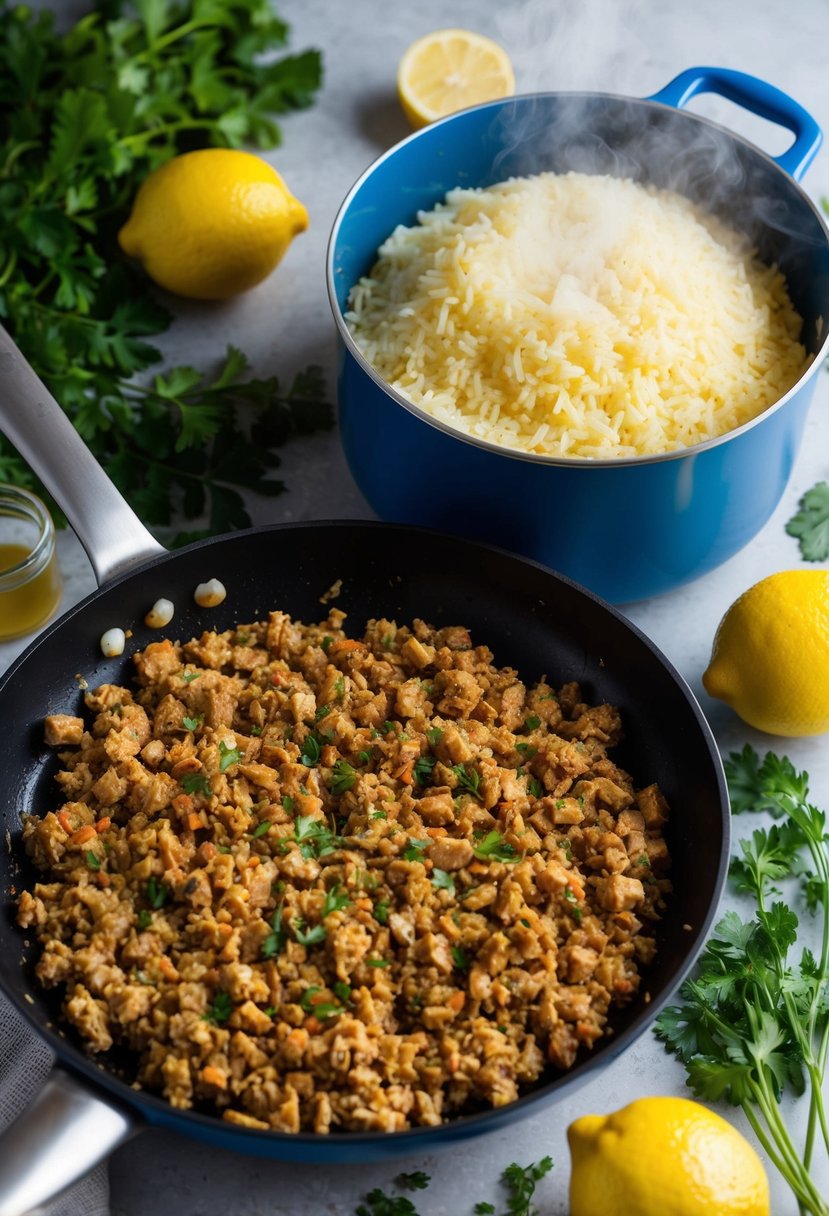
top-left (85, 850), bottom-right (101, 871)
top-left (371, 810), bottom-right (388, 820)
top-left (334, 676), bottom-right (345, 700)
top-left (382, 720), bottom-right (397, 736)
top-left (282, 795), bottom-right (294, 812)
top-left (293, 815), bottom-right (342, 859)
top-left (204, 991), bottom-right (232, 1025)
top-left (136, 908), bottom-right (152, 930)
top-left (181, 671), bottom-right (202, 683)
top-left (250, 724), bottom-right (263, 736)
top-left (234, 633), bottom-right (251, 646)
top-left (321, 635), bottom-right (333, 652)
top-left (251, 821), bottom-right (271, 839)
top-left (314, 703), bottom-right (331, 722)
top-left (522, 715), bottom-right (541, 732)
top-left (262, 904), bottom-right (286, 959)
top-left (426, 727), bottom-right (444, 746)
top-left (146, 876), bottom-right (169, 908)
top-left (452, 763), bottom-right (483, 800)
top-left (322, 882), bottom-right (351, 917)
top-left (374, 899), bottom-right (390, 924)
top-left (403, 839), bottom-right (429, 862)
top-left (382, 631), bottom-right (395, 649)
top-left (413, 754), bottom-right (437, 785)
top-left (451, 945), bottom-right (469, 970)
top-left (300, 733), bottom-right (322, 767)
top-left (359, 750), bottom-right (371, 764)
top-left (293, 917), bottom-right (326, 947)
top-left (367, 958), bottom-right (390, 968)
top-left (182, 714), bottom-right (203, 731)
top-left (219, 740), bottom-right (242, 772)
top-left (473, 831), bottom-right (519, 863)
top-left (785, 480), bottom-right (829, 561)
top-left (431, 868), bottom-right (456, 894)
top-left (334, 981), bottom-right (352, 1004)
top-left (528, 777), bottom-right (544, 799)
top-left (515, 743), bottom-right (537, 757)
top-left (330, 759), bottom-right (357, 795)
top-left (181, 771), bottom-right (211, 797)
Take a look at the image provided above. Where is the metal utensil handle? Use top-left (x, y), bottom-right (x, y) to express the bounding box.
top-left (648, 65), bottom-right (823, 181)
top-left (0, 1068), bottom-right (134, 1216)
top-left (0, 324), bottom-right (165, 586)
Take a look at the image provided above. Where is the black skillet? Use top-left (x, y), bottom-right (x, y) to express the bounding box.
top-left (0, 326), bottom-right (729, 1214)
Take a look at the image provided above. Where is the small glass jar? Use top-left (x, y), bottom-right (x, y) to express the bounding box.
top-left (0, 485), bottom-right (63, 641)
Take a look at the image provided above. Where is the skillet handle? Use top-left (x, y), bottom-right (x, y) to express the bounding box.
top-left (0, 324), bottom-right (165, 587)
top-left (648, 66), bottom-right (822, 181)
top-left (0, 1067), bottom-right (134, 1216)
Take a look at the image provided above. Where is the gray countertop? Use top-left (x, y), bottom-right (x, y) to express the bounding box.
top-left (3, 0), bottom-right (829, 1212)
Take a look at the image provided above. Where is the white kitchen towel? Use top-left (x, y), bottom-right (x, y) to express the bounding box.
top-left (0, 990), bottom-right (109, 1216)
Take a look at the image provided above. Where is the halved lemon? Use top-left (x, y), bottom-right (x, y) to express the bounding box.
top-left (397, 29), bottom-right (515, 129)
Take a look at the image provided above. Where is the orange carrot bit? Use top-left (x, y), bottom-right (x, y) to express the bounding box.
top-left (172, 793), bottom-right (195, 814)
top-left (158, 956), bottom-right (179, 981)
top-left (68, 824), bottom-right (97, 847)
top-left (217, 923), bottom-right (234, 939)
top-left (247, 855), bottom-right (261, 868)
top-left (447, 991), bottom-right (466, 1013)
top-left (303, 1015), bottom-right (323, 1035)
top-left (328, 638), bottom-right (365, 656)
top-left (96, 872), bottom-right (111, 888)
top-left (94, 816), bottom-right (112, 834)
top-left (566, 877), bottom-right (586, 901)
top-left (56, 810), bottom-right (74, 834)
top-left (200, 1066), bottom-right (227, 1089)
top-left (613, 977), bottom-right (634, 995)
top-left (286, 1028), bottom-right (308, 1049)
top-left (393, 760), bottom-right (414, 784)
top-left (425, 826), bottom-right (447, 838)
top-left (187, 812), bottom-right (203, 832)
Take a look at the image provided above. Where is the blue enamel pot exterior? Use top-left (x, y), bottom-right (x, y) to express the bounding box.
top-left (328, 68), bottom-right (829, 603)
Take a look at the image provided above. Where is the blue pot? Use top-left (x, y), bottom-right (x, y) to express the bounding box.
top-left (328, 68), bottom-right (829, 603)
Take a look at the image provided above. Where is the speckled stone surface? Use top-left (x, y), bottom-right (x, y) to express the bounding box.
top-left (2, 0), bottom-right (829, 1211)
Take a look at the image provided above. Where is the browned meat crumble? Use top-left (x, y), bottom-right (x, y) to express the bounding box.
top-left (17, 610), bottom-right (671, 1133)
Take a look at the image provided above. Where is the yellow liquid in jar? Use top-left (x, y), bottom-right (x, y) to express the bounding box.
top-left (0, 542), bottom-right (63, 641)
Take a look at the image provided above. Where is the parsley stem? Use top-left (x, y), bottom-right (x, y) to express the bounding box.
top-left (117, 118), bottom-right (221, 150)
top-left (0, 251), bottom-right (16, 289)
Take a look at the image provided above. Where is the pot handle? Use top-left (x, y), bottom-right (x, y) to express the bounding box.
top-left (0, 1067), bottom-right (135, 1216)
top-left (0, 324), bottom-right (165, 587)
top-left (647, 66), bottom-right (822, 181)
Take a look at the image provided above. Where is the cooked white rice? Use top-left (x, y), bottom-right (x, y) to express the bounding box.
top-left (345, 171), bottom-right (809, 458)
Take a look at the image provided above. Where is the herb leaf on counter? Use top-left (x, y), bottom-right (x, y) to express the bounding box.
top-left (0, 0), bottom-right (330, 534)
top-left (786, 481), bottom-right (829, 562)
top-left (656, 745), bottom-right (829, 1216)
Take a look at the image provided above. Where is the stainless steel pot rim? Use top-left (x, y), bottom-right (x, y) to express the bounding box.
top-left (326, 87), bottom-right (829, 471)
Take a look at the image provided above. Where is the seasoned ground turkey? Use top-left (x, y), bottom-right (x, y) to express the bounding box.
top-left (17, 610), bottom-right (671, 1133)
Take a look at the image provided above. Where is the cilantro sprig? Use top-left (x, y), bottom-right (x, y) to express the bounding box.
top-left (0, 0), bottom-right (331, 535)
top-left (656, 746), bottom-right (829, 1216)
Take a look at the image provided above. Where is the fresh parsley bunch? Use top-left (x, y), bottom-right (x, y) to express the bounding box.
top-left (656, 745), bottom-right (829, 1216)
top-left (0, 0), bottom-right (331, 537)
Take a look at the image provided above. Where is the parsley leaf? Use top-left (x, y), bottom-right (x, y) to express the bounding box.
top-left (473, 830), bottom-right (518, 863)
top-left (330, 759), bottom-right (357, 795)
top-left (403, 839), bottom-right (429, 862)
top-left (452, 763), bottom-right (483, 801)
top-left (395, 1173), bottom-right (430, 1192)
top-left (204, 991), bottom-right (232, 1025)
top-left (785, 480), bottom-right (829, 561)
top-left (181, 714), bottom-right (203, 731)
top-left (413, 754), bottom-right (437, 785)
top-left (293, 815), bottom-right (342, 859)
top-left (431, 868), bottom-right (456, 894)
top-left (181, 771), bottom-right (211, 797)
top-left (262, 903), bottom-right (286, 959)
top-left (322, 882), bottom-right (351, 917)
top-left (145, 876), bottom-right (169, 908)
top-left (219, 740), bottom-right (242, 772)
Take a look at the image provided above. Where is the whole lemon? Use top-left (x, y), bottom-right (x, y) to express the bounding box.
top-left (702, 568), bottom-right (829, 736)
top-left (118, 148), bottom-right (308, 300)
top-left (568, 1096), bottom-right (770, 1216)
